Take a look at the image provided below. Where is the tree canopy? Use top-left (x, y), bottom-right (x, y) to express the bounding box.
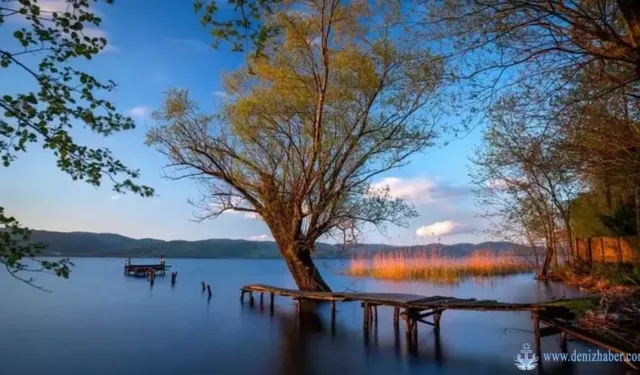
top-left (148, 0), bottom-right (443, 291)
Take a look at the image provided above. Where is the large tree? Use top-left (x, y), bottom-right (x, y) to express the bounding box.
top-left (471, 95), bottom-right (581, 276)
top-left (1, 0), bottom-right (152, 289)
top-left (147, 0), bottom-right (443, 291)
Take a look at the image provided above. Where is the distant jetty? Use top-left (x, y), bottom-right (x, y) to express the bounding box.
top-left (124, 256), bottom-right (170, 277)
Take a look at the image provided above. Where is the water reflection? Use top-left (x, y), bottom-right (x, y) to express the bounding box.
top-left (242, 300), bottom-right (452, 375)
top-left (240, 289), bottom-right (625, 375)
top-left (0, 259), bottom-right (630, 375)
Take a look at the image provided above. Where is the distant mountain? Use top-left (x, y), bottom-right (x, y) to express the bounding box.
top-left (16, 230), bottom-right (531, 259)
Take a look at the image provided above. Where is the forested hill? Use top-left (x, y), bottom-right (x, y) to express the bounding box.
top-left (22, 230), bottom-right (530, 258)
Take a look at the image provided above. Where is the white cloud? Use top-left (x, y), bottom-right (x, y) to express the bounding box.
top-left (39, 0), bottom-right (75, 13)
top-left (370, 177), bottom-right (434, 203)
top-left (128, 106), bottom-right (150, 118)
top-left (208, 203), bottom-right (261, 219)
top-left (248, 234), bottom-right (272, 241)
top-left (213, 91), bottom-right (228, 98)
top-left (111, 194), bottom-right (120, 200)
top-left (487, 178), bottom-right (508, 190)
top-left (9, 3), bottom-right (118, 52)
top-left (82, 27), bottom-right (120, 53)
top-left (416, 220), bottom-right (476, 237)
top-left (370, 176), bottom-right (471, 204)
top-left (416, 221), bottom-right (456, 237)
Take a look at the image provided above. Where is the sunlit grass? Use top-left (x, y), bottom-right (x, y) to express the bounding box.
top-left (346, 249), bottom-right (534, 284)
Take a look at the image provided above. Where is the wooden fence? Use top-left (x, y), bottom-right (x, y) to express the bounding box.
top-left (575, 236), bottom-right (639, 264)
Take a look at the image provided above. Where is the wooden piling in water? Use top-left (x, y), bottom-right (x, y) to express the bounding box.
top-left (363, 302), bottom-right (370, 327)
top-left (202, 281), bottom-right (206, 293)
top-left (330, 300), bottom-right (336, 329)
top-left (260, 292), bottom-right (264, 307)
top-left (533, 313), bottom-right (542, 360)
top-left (393, 307), bottom-right (399, 328)
top-left (236, 283), bottom-right (638, 371)
top-left (433, 310), bottom-right (442, 333)
top-left (560, 332), bottom-right (568, 353)
top-left (207, 284), bottom-right (212, 299)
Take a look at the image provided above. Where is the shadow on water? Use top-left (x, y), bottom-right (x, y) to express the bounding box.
top-left (240, 295), bottom-right (628, 375)
top-left (240, 300), bottom-right (457, 375)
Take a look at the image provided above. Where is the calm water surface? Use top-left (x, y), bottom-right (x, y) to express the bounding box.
top-left (0, 258), bottom-right (633, 375)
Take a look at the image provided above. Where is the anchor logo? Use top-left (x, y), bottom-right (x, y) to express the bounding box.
top-left (514, 343), bottom-right (539, 371)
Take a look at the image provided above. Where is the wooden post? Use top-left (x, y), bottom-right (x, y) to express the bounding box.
top-left (393, 307), bottom-right (399, 328)
top-left (202, 281), bottom-right (206, 293)
top-left (296, 299), bottom-right (301, 315)
top-left (587, 238), bottom-right (594, 268)
top-left (240, 290), bottom-right (245, 302)
top-left (559, 332), bottom-right (568, 353)
top-left (260, 292), bottom-right (264, 308)
top-left (269, 292), bottom-right (275, 314)
top-left (363, 302), bottom-right (370, 327)
top-left (330, 300), bottom-right (336, 334)
top-left (433, 310), bottom-right (442, 333)
top-left (411, 314), bottom-right (418, 342)
top-left (373, 305), bottom-right (378, 324)
top-left (207, 285), bottom-right (212, 299)
top-left (330, 300), bottom-right (336, 323)
top-left (402, 308), bottom-right (410, 334)
top-left (533, 314), bottom-right (542, 360)
top-left (249, 291), bottom-right (254, 305)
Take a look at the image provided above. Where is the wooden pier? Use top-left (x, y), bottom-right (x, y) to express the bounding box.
top-left (124, 256), bottom-right (170, 276)
top-left (241, 284), bottom-right (639, 369)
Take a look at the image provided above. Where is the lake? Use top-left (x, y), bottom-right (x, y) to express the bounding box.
top-left (0, 258), bottom-right (632, 375)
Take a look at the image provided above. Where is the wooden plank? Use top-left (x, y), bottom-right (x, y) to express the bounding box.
top-left (538, 315), bottom-right (640, 369)
top-left (407, 296), bottom-right (452, 304)
top-left (240, 284), bottom-right (572, 315)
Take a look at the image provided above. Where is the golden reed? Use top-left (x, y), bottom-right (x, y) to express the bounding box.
top-left (346, 249), bottom-right (533, 284)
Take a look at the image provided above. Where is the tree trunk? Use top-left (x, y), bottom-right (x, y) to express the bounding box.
top-left (282, 246), bottom-right (331, 292)
top-left (540, 245), bottom-right (555, 277)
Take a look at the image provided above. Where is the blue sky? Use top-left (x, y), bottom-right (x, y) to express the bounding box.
top-left (0, 0), bottom-right (488, 245)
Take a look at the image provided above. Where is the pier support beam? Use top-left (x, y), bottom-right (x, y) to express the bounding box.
top-left (433, 310), bottom-right (442, 333)
top-left (559, 332), bottom-right (568, 353)
top-left (363, 302), bottom-right (370, 327)
top-left (533, 313), bottom-right (542, 360)
top-left (269, 292), bottom-right (275, 314)
top-left (373, 305), bottom-right (378, 324)
top-left (331, 300), bottom-right (336, 334)
top-left (260, 292), bottom-right (264, 308)
top-left (393, 307), bottom-right (399, 328)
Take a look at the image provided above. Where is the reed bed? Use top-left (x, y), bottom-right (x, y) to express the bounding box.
top-left (346, 249), bottom-right (534, 284)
